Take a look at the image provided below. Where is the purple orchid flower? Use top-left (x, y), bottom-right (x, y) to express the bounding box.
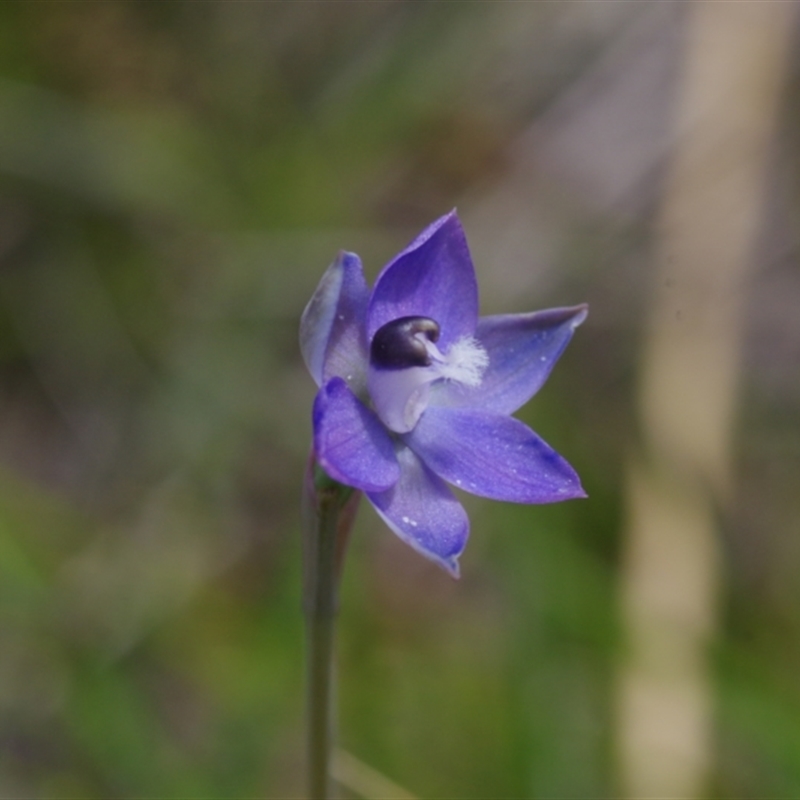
top-left (300, 211), bottom-right (586, 577)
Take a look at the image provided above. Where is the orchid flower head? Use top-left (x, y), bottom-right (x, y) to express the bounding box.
top-left (300, 211), bottom-right (587, 577)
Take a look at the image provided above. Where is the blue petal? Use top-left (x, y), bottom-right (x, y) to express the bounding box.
top-left (406, 406), bottom-right (586, 503)
top-left (367, 446), bottom-right (468, 577)
top-left (300, 251), bottom-right (369, 390)
top-left (313, 377), bottom-right (400, 492)
top-left (367, 211), bottom-right (478, 350)
top-left (431, 305), bottom-right (588, 414)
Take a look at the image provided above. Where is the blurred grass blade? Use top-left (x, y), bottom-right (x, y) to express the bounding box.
top-left (332, 749), bottom-right (417, 800)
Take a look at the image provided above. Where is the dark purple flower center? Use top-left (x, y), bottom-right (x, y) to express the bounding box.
top-left (370, 316), bottom-right (441, 370)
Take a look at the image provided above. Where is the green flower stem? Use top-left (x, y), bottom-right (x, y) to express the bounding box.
top-left (303, 461), bottom-right (359, 800)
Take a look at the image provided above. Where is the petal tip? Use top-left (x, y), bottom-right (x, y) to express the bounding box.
top-left (570, 304), bottom-right (589, 329)
top-left (337, 249), bottom-right (362, 270)
top-left (443, 556), bottom-right (461, 579)
top-left (548, 303), bottom-right (588, 330)
top-left (557, 476), bottom-right (588, 502)
top-left (415, 543), bottom-right (464, 579)
top-left (410, 209), bottom-right (464, 251)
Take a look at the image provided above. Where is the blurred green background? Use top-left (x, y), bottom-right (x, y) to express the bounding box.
top-left (0, 2), bottom-right (799, 798)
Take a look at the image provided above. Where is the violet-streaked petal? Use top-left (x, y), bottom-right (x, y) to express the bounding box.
top-left (367, 445), bottom-right (468, 577)
top-left (406, 406), bottom-right (586, 503)
top-left (300, 251), bottom-right (369, 390)
top-left (367, 211), bottom-right (478, 350)
top-left (313, 377), bottom-right (400, 492)
top-left (431, 305), bottom-right (588, 414)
